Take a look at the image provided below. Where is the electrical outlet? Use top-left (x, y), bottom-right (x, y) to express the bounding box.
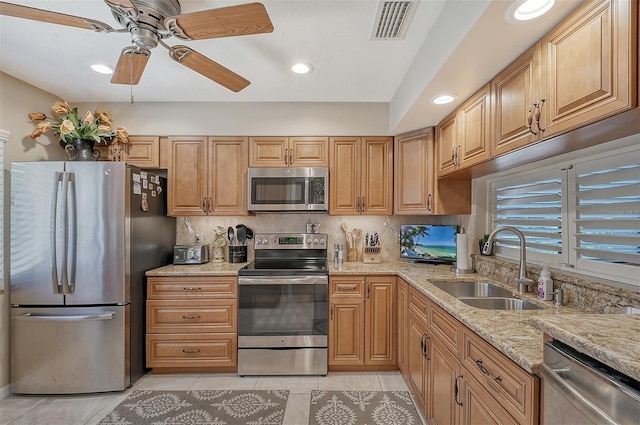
top-left (627, 307), bottom-right (640, 314)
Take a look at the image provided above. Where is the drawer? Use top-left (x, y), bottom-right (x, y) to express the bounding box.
top-left (147, 276), bottom-right (237, 299)
top-left (429, 302), bottom-right (461, 359)
top-left (408, 286), bottom-right (429, 317)
top-left (146, 300), bottom-right (237, 333)
top-left (461, 328), bottom-right (539, 425)
top-left (146, 333), bottom-right (237, 368)
top-left (330, 276), bottom-right (365, 298)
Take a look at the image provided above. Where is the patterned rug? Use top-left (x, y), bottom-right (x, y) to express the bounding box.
top-left (309, 390), bottom-right (422, 425)
top-left (97, 389), bottom-right (289, 425)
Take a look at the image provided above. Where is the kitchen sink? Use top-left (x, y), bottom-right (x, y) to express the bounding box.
top-left (457, 297), bottom-right (543, 311)
top-left (432, 281), bottom-right (514, 298)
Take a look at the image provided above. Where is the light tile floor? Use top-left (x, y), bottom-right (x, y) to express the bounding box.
top-left (0, 371), bottom-right (427, 425)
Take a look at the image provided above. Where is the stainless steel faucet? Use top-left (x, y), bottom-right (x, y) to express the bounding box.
top-left (483, 226), bottom-right (536, 293)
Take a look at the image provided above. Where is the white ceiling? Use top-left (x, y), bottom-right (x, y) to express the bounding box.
top-left (0, 0), bottom-right (583, 133)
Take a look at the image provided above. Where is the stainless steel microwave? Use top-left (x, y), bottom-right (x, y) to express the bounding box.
top-left (248, 167), bottom-right (328, 212)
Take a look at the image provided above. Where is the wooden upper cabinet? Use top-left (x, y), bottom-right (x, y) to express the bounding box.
top-left (209, 137), bottom-right (248, 215)
top-left (457, 83), bottom-right (491, 168)
top-left (394, 128), bottom-right (435, 215)
top-left (168, 136), bottom-right (247, 216)
top-left (436, 111), bottom-right (458, 176)
top-left (438, 84), bottom-right (491, 177)
top-left (125, 136), bottom-right (160, 168)
top-left (491, 43), bottom-right (542, 157)
top-left (539, 0), bottom-right (637, 137)
top-left (168, 137), bottom-right (208, 216)
top-left (249, 136), bottom-right (328, 167)
top-left (330, 136), bottom-right (393, 215)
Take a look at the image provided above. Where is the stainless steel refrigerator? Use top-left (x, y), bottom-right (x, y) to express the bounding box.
top-left (10, 161), bottom-right (175, 394)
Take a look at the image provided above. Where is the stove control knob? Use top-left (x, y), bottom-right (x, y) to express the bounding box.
top-left (319, 239), bottom-right (326, 245)
top-left (262, 239), bottom-right (269, 245)
top-left (313, 239), bottom-right (319, 244)
top-left (307, 238), bottom-right (313, 244)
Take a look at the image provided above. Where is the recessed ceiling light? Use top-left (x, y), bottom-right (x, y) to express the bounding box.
top-left (91, 63), bottom-right (114, 75)
top-left (507, 0), bottom-right (555, 22)
top-left (431, 94), bottom-right (458, 105)
top-left (291, 63), bottom-right (313, 74)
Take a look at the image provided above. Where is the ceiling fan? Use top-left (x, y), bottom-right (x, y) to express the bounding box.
top-left (0, 0), bottom-right (274, 91)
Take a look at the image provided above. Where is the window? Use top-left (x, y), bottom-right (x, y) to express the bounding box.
top-left (487, 141), bottom-right (640, 284)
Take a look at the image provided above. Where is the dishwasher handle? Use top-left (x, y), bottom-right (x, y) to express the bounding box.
top-left (539, 362), bottom-right (618, 425)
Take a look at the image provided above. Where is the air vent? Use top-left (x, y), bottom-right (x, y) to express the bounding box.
top-left (371, 1), bottom-right (416, 40)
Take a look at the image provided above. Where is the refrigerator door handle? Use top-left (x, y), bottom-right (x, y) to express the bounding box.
top-left (50, 172), bottom-right (62, 294)
top-left (60, 171), bottom-right (72, 295)
top-left (15, 311), bottom-right (117, 322)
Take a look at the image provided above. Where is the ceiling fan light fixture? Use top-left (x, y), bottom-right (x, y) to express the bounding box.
top-left (507, 0), bottom-right (555, 22)
top-left (431, 94), bottom-right (458, 105)
top-left (91, 63), bottom-right (114, 75)
top-left (291, 63), bottom-right (313, 74)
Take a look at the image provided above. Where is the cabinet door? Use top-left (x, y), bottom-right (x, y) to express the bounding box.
top-left (491, 43), bottom-right (542, 157)
top-left (289, 136), bottom-right (329, 166)
top-left (125, 136), bottom-right (160, 168)
top-left (248, 137), bottom-right (287, 167)
top-left (429, 337), bottom-right (461, 425)
top-left (209, 137), bottom-right (248, 215)
top-left (329, 137), bottom-right (360, 215)
top-left (540, 0), bottom-right (636, 137)
top-left (361, 136), bottom-right (393, 215)
top-left (364, 277), bottom-right (396, 366)
top-left (396, 278), bottom-right (409, 377)
top-left (460, 373), bottom-right (519, 425)
top-left (437, 111), bottom-right (458, 176)
top-left (168, 137), bottom-right (208, 216)
top-left (394, 129), bottom-right (435, 215)
top-left (458, 83), bottom-right (491, 168)
top-left (329, 299), bottom-right (365, 366)
top-left (407, 310), bottom-right (429, 414)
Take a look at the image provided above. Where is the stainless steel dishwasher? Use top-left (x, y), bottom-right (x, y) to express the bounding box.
top-left (540, 340), bottom-right (640, 425)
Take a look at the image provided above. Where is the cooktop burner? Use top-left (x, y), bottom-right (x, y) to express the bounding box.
top-left (238, 259), bottom-right (328, 276)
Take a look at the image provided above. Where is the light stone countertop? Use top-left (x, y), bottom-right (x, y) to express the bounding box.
top-left (529, 314), bottom-right (640, 381)
top-left (146, 260), bottom-right (638, 378)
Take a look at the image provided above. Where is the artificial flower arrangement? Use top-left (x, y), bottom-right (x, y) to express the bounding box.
top-left (28, 101), bottom-right (129, 149)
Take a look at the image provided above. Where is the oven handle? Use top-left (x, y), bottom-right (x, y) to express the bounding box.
top-left (238, 276), bottom-right (328, 286)
top-left (539, 362), bottom-right (617, 425)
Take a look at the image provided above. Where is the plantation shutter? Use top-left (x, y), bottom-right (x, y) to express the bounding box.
top-left (572, 151), bottom-right (640, 274)
top-left (490, 168), bottom-right (564, 262)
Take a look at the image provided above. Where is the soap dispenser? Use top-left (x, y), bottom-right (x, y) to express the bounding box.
top-left (538, 266), bottom-right (553, 301)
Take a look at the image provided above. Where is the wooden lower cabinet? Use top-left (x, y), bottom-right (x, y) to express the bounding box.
top-left (328, 276), bottom-right (396, 369)
top-left (429, 336), bottom-right (461, 425)
top-left (146, 276), bottom-right (238, 372)
top-left (402, 284), bottom-right (539, 425)
top-left (396, 278), bottom-right (409, 376)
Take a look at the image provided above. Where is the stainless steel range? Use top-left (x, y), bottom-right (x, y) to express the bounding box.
top-left (237, 232), bottom-right (329, 376)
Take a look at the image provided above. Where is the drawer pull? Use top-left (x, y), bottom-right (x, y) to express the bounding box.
top-left (182, 287), bottom-right (202, 291)
top-left (340, 286), bottom-right (357, 290)
top-left (475, 359), bottom-right (502, 382)
top-left (182, 315), bottom-right (201, 320)
top-left (182, 348), bottom-right (201, 354)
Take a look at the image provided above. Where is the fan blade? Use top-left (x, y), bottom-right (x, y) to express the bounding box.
top-left (168, 45), bottom-right (250, 92)
top-left (165, 2), bottom-right (273, 41)
top-left (111, 47), bottom-right (151, 85)
top-left (0, 1), bottom-right (113, 32)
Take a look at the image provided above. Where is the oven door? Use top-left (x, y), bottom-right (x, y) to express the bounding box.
top-left (238, 275), bottom-right (328, 348)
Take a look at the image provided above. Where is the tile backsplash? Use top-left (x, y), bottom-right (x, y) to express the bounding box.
top-left (176, 214), bottom-right (472, 263)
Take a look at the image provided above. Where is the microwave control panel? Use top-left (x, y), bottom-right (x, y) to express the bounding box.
top-left (309, 177), bottom-right (326, 204)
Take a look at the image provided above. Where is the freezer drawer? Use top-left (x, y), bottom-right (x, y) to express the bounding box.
top-left (11, 305), bottom-right (129, 394)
